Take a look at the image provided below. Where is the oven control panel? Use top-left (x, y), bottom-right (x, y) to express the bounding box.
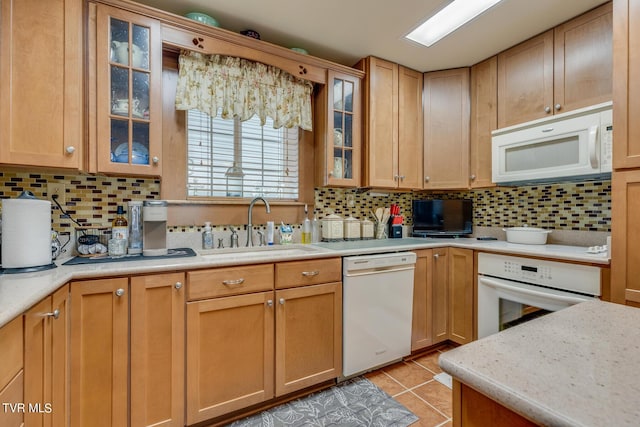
top-left (477, 252), bottom-right (601, 296)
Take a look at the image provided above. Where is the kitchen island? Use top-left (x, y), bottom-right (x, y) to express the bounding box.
top-left (439, 300), bottom-right (640, 427)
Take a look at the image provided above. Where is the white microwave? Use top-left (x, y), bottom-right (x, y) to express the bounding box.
top-left (492, 102), bottom-right (613, 185)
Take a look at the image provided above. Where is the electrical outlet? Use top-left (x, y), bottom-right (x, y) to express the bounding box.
top-left (346, 194), bottom-right (356, 207)
top-left (48, 183), bottom-right (66, 204)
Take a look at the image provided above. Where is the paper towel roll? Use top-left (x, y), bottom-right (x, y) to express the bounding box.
top-left (1, 196), bottom-right (52, 269)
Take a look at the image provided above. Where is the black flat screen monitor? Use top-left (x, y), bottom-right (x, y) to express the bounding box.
top-left (412, 199), bottom-right (473, 237)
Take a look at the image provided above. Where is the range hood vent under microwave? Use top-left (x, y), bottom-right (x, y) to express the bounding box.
top-left (492, 102), bottom-right (613, 185)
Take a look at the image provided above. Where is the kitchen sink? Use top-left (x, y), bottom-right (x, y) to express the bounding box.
top-left (197, 244), bottom-right (328, 261)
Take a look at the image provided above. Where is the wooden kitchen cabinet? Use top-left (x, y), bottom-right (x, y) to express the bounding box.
top-left (130, 273), bottom-right (185, 427)
top-left (613, 0), bottom-right (640, 169)
top-left (498, 3), bottom-right (612, 128)
top-left (24, 284), bottom-right (70, 427)
top-left (0, 0), bottom-right (83, 169)
top-left (358, 57), bottom-right (423, 189)
top-left (469, 56), bottom-right (497, 189)
top-left (431, 248), bottom-right (450, 345)
top-left (448, 248), bottom-right (475, 345)
top-left (611, 169), bottom-right (640, 304)
top-left (423, 68), bottom-right (471, 190)
top-left (315, 70), bottom-right (363, 187)
top-left (186, 291), bottom-right (275, 424)
top-left (412, 249), bottom-right (434, 351)
top-left (0, 316), bottom-right (23, 427)
top-left (70, 278), bottom-right (129, 427)
top-left (88, 3), bottom-right (163, 176)
top-left (275, 282), bottom-right (342, 396)
top-left (412, 248), bottom-right (475, 350)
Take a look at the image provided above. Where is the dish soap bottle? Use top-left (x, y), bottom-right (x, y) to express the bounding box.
top-left (112, 205), bottom-right (129, 243)
top-left (311, 213), bottom-right (320, 243)
top-left (301, 204), bottom-right (311, 244)
top-left (202, 222), bottom-right (214, 249)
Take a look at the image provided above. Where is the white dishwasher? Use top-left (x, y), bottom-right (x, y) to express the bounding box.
top-left (342, 252), bottom-right (416, 377)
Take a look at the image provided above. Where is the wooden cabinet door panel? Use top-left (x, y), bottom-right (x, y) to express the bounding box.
top-left (131, 273), bottom-right (185, 427)
top-left (613, 0), bottom-right (640, 168)
top-left (432, 248), bottom-right (449, 344)
top-left (554, 3), bottom-right (612, 114)
top-left (24, 285), bottom-right (69, 427)
top-left (498, 30), bottom-right (554, 128)
top-left (0, 371), bottom-right (24, 427)
top-left (612, 169), bottom-right (640, 304)
top-left (470, 56), bottom-right (497, 189)
top-left (70, 278), bottom-right (128, 427)
top-left (186, 292), bottom-right (274, 423)
top-left (448, 248), bottom-right (474, 345)
top-left (0, 0), bottom-right (83, 168)
top-left (411, 250), bottom-right (433, 351)
top-left (365, 57), bottom-right (399, 188)
top-left (423, 68), bottom-right (470, 189)
top-left (275, 282), bottom-right (342, 396)
top-left (398, 65), bottom-right (424, 189)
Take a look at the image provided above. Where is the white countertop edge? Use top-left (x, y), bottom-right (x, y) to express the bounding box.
top-left (0, 238), bottom-right (609, 328)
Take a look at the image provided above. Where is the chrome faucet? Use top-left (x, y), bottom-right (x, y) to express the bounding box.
top-left (246, 197), bottom-right (271, 247)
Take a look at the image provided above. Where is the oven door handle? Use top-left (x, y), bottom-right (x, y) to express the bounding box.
top-left (479, 277), bottom-right (592, 305)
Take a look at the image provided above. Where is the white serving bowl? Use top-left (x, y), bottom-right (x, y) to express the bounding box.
top-left (503, 226), bottom-right (552, 245)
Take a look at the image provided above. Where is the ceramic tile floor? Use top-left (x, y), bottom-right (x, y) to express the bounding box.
top-left (364, 346), bottom-right (455, 427)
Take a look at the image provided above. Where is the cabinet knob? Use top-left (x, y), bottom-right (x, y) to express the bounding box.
top-left (400, 175), bottom-right (405, 180)
top-left (152, 156), bottom-right (159, 165)
top-left (555, 104), bottom-right (562, 111)
top-left (424, 176), bottom-right (430, 182)
top-left (470, 174), bottom-right (476, 181)
top-left (44, 309), bottom-right (60, 320)
top-left (544, 106), bottom-right (551, 113)
top-left (65, 146), bottom-right (75, 154)
top-left (115, 288), bottom-right (125, 297)
top-left (328, 170), bottom-right (333, 177)
top-left (434, 253), bottom-right (440, 260)
top-left (174, 282), bottom-right (183, 290)
top-left (266, 300), bottom-right (273, 307)
top-left (279, 298), bottom-right (285, 305)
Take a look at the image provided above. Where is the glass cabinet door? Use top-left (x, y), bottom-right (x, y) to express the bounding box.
top-left (327, 70), bottom-right (361, 186)
top-left (95, 5), bottom-right (161, 175)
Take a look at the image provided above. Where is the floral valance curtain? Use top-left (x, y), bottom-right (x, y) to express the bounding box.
top-left (175, 50), bottom-right (313, 131)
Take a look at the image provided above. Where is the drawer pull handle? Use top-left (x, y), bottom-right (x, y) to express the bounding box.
top-left (302, 270), bottom-right (320, 277)
top-left (44, 309), bottom-right (60, 320)
top-left (222, 278), bottom-right (245, 286)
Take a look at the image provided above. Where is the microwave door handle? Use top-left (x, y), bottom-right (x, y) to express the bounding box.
top-left (588, 125), bottom-right (599, 168)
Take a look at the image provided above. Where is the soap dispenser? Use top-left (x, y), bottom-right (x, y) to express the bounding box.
top-left (202, 222), bottom-right (214, 249)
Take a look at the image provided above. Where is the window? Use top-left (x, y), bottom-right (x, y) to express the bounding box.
top-left (186, 110), bottom-right (299, 200)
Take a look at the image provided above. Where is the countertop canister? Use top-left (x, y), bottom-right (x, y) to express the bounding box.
top-left (1, 191), bottom-right (52, 269)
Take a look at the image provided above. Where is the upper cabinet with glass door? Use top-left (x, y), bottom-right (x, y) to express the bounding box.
top-left (91, 4), bottom-right (162, 176)
top-left (315, 70), bottom-right (362, 187)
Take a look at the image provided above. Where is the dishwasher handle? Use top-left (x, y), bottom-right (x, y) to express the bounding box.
top-left (343, 265), bottom-right (415, 277)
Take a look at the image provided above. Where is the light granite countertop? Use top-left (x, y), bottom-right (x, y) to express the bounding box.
top-left (439, 300), bottom-right (640, 427)
top-left (0, 237), bottom-right (609, 328)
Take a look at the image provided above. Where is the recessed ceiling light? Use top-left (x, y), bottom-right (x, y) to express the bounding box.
top-left (406, 0), bottom-right (503, 47)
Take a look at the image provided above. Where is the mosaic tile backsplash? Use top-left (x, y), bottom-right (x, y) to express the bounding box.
top-left (0, 170), bottom-right (611, 237)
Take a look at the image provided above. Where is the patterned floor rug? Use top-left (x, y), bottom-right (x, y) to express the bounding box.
top-left (228, 377), bottom-right (418, 427)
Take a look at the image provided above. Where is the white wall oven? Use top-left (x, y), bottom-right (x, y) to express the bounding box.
top-left (477, 253), bottom-right (601, 338)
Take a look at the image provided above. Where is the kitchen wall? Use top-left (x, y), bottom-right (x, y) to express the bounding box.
top-left (0, 170), bottom-right (610, 246)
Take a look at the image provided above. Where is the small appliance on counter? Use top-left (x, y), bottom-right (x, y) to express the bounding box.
top-left (142, 200), bottom-right (168, 256)
top-left (1, 191), bottom-right (56, 273)
top-left (412, 199), bottom-right (473, 237)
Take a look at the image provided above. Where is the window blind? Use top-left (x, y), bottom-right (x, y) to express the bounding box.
top-left (187, 110), bottom-right (299, 199)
